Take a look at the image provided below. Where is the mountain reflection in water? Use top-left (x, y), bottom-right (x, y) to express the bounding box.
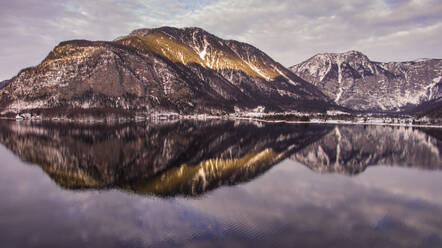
top-left (293, 125), bottom-right (442, 174)
top-left (1, 120), bottom-right (442, 248)
top-left (0, 120), bottom-right (440, 197)
top-left (0, 120), bottom-right (328, 196)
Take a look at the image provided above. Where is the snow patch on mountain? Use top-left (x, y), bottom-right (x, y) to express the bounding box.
top-left (273, 65), bottom-right (298, 86)
top-left (243, 59), bottom-right (271, 81)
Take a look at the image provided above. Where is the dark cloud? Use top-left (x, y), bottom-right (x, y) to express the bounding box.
top-left (1, 0), bottom-right (441, 79)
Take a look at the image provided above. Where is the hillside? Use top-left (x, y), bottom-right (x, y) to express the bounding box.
top-left (0, 27), bottom-right (336, 120)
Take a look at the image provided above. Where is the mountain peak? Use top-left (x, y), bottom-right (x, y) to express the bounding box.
top-left (341, 50), bottom-right (365, 56)
top-left (310, 50), bottom-right (369, 62)
top-left (128, 28), bottom-right (152, 36)
top-left (117, 26), bottom-right (291, 80)
top-left (128, 26), bottom-right (210, 38)
top-left (339, 50), bottom-right (369, 60)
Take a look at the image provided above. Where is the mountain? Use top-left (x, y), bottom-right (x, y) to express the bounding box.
top-left (0, 120), bottom-right (329, 196)
top-left (0, 27), bottom-right (335, 120)
top-left (0, 80), bottom-right (8, 89)
top-left (290, 51), bottom-right (442, 112)
top-left (291, 125), bottom-right (442, 175)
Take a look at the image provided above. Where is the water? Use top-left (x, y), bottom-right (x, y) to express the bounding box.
top-left (0, 120), bottom-right (441, 248)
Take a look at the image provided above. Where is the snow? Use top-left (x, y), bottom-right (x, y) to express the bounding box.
top-left (423, 76), bottom-right (442, 100)
top-left (414, 58), bottom-right (431, 62)
top-left (199, 48), bottom-right (207, 60)
top-left (326, 110), bottom-right (349, 116)
top-left (198, 37), bottom-right (209, 66)
top-left (273, 66), bottom-right (298, 86)
top-left (244, 60), bottom-right (271, 81)
top-left (319, 59), bottom-right (331, 81)
top-left (178, 52), bottom-right (185, 64)
top-left (307, 62), bottom-right (320, 75)
top-left (335, 56), bottom-right (344, 102)
top-left (8, 100), bottom-right (47, 111)
top-left (335, 88), bottom-right (343, 102)
top-left (81, 102), bottom-right (92, 108)
top-left (368, 64), bottom-right (374, 74)
top-left (334, 127), bottom-right (342, 167)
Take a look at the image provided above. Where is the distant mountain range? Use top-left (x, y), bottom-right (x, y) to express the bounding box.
top-left (0, 27), bottom-right (335, 120)
top-left (0, 27), bottom-right (440, 120)
top-left (290, 51), bottom-right (442, 112)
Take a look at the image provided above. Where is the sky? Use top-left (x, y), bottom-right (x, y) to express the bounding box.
top-left (1, 0), bottom-right (442, 80)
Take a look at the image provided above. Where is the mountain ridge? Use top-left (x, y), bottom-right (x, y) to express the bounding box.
top-left (290, 50), bottom-right (442, 113)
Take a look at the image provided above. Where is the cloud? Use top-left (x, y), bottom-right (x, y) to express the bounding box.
top-left (0, 0), bottom-right (441, 79)
top-left (172, 0), bottom-right (442, 64)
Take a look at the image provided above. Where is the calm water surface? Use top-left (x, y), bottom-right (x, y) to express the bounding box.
top-left (0, 120), bottom-right (441, 248)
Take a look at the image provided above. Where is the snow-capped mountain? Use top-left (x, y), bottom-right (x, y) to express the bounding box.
top-left (291, 125), bottom-right (442, 175)
top-left (290, 51), bottom-right (442, 112)
top-left (0, 27), bottom-right (335, 120)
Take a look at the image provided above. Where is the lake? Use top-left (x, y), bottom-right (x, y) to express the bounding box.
top-left (0, 120), bottom-right (441, 248)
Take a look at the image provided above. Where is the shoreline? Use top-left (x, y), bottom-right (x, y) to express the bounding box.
top-left (1, 115), bottom-right (441, 128)
top-left (234, 117), bottom-right (442, 129)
